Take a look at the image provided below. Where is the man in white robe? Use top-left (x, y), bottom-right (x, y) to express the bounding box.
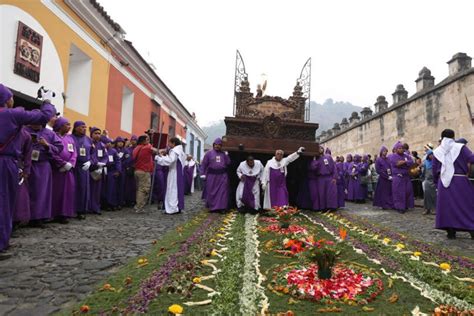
top-left (155, 137), bottom-right (187, 214)
top-left (262, 147), bottom-right (304, 210)
top-left (236, 156), bottom-right (264, 211)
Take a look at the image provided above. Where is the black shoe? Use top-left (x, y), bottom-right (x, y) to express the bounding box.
top-left (28, 220), bottom-right (46, 228)
top-left (447, 229), bottom-right (456, 239)
top-left (57, 217), bottom-right (69, 224)
top-left (76, 214), bottom-right (86, 220)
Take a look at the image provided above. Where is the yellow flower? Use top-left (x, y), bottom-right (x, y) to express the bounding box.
top-left (216, 233), bottom-right (224, 238)
top-left (439, 263), bottom-right (451, 271)
top-left (382, 238), bottom-right (391, 244)
top-left (396, 243), bottom-right (405, 249)
top-left (219, 227), bottom-right (225, 231)
top-left (209, 239), bottom-right (216, 243)
top-left (193, 277), bottom-right (201, 284)
top-left (211, 249), bottom-right (218, 256)
top-left (201, 259), bottom-right (208, 264)
top-left (413, 251), bottom-right (422, 257)
top-left (138, 258), bottom-right (145, 264)
top-left (168, 304), bottom-right (183, 314)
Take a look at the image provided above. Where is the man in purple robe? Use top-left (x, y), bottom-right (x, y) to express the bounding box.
top-left (373, 146), bottom-right (394, 209)
top-left (184, 155), bottom-right (197, 195)
top-left (13, 127), bottom-right (33, 226)
top-left (236, 156), bottom-right (264, 211)
top-left (343, 154), bottom-right (353, 200)
top-left (51, 118), bottom-right (77, 223)
top-left (26, 123), bottom-right (63, 227)
top-left (124, 135), bottom-right (137, 206)
top-left (115, 137), bottom-right (126, 209)
top-left (346, 154), bottom-right (363, 202)
top-left (103, 138), bottom-right (122, 211)
top-left (200, 138), bottom-right (231, 212)
top-left (389, 141), bottom-right (414, 213)
top-left (0, 84), bottom-right (56, 259)
top-left (335, 156), bottom-right (345, 208)
top-left (89, 128), bottom-right (107, 214)
top-left (72, 121), bottom-right (95, 219)
top-left (155, 137), bottom-right (186, 214)
top-left (153, 164), bottom-right (169, 208)
top-left (314, 148), bottom-right (338, 211)
top-left (433, 129), bottom-right (474, 239)
top-left (262, 147), bottom-right (304, 209)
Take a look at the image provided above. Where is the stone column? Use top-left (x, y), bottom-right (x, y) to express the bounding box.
top-left (340, 118), bottom-right (349, 130)
top-left (349, 112), bottom-right (360, 126)
top-left (415, 67), bottom-right (435, 92)
top-left (374, 96), bottom-right (388, 113)
top-left (360, 107), bottom-right (373, 120)
top-left (447, 52), bottom-right (472, 76)
top-left (392, 84), bottom-right (408, 104)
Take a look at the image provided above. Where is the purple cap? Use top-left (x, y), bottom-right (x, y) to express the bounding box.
top-left (131, 135), bottom-right (138, 141)
top-left (73, 121), bottom-right (86, 129)
top-left (90, 126), bottom-right (101, 136)
top-left (53, 117), bottom-right (69, 132)
top-left (0, 84), bottom-right (13, 106)
top-left (379, 145), bottom-right (388, 156)
top-left (325, 148), bottom-right (332, 155)
top-left (114, 136), bottom-right (125, 144)
top-left (213, 138), bottom-right (222, 145)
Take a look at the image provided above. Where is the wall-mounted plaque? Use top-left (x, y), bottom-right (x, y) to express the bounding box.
top-left (14, 21), bottom-right (43, 83)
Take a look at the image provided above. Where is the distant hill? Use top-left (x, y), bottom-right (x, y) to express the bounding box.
top-left (309, 99), bottom-right (363, 135)
top-left (202, 99), bottom-right (362, 145)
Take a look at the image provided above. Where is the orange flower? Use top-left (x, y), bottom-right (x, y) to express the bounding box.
top-left (80, 305), bottom-right (90, 313)
top-left (339, 227), bottom-right (348, 240)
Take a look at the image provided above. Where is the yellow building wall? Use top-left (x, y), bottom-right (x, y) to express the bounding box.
top-left (1, 0), bottom-right (111, 129)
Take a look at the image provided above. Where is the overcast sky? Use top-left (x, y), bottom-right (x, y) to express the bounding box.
top-left (99, 0), bottom-right (474, 127)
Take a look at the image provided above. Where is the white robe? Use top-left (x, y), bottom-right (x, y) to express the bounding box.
top-left (155, 145), bottom-right (186, 214)
top-left (185, 159), bottom-right (197, 193)
top-left (236, 160), bottom-right (264, 210)
top-left (262, 151), bottom-right (300, 210)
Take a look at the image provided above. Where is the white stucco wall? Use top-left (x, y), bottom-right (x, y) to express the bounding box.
top-left (0, 4), bottom-right (64, 113)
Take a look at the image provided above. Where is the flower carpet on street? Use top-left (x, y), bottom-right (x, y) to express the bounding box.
top-left (65, 208), bottom-right (474, 315)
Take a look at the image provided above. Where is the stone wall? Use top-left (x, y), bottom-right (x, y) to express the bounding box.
top-left (319, 53), bottom-right (474, 157)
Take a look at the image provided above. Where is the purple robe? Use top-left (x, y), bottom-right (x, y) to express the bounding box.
top-left (201, 149), bottom-right (230, 211)
top-left (116, 147), bottom-right (126, 206)
top-left (241, 175), bottom-right (257, 209)
top-left (269, 168), bottom-right (289, 207)
top-left (89, 140), bottom-right (107, 213)
top-left (51, 134), bottom-right (77, 218)
top-left (315, 155), bottom-right (338, 210)
top-left (359, 158), bottom-right (369, 199)
top-left (373, 154), bottom-right (394, 209)
top-left (184, 163), bottom-right (195, 195)
top-left (153, 164), bottom-right (169, 203)
top-left (13, 128), bottom-right (32, 223)
top-left (26, 127), bottom-right (63, 221)
top-left (389, 152), bottom-right (414, 211)
top-left (104, 147), bottom-right (121, 207)
top-left (72, 134), bottom-right (95, 214)
top-left (347, 159), bottom-right (364, 201)
top-left (343, 154), bottom-right (353, 199)
top-left (123, 146), bottom-right (136, 205)
top-left (335, 162), bottom-right (345, 208)
top-left (0, 101), bottom-right (56, 251)
top-left (433, 146), bottom-right (474, 231)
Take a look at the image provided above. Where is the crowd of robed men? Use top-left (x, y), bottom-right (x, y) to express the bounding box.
top-left (1, 81), bottom-right (473, 261)
top-left (0, 84), bottom-right (198, 260)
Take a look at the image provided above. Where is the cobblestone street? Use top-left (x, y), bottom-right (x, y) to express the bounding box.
top-left (0, 194), bottom-right (205, 316)
top-left (1, 195), bottom-right (473, 315)
top-left (340, 201), bottom-right (474, 259)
